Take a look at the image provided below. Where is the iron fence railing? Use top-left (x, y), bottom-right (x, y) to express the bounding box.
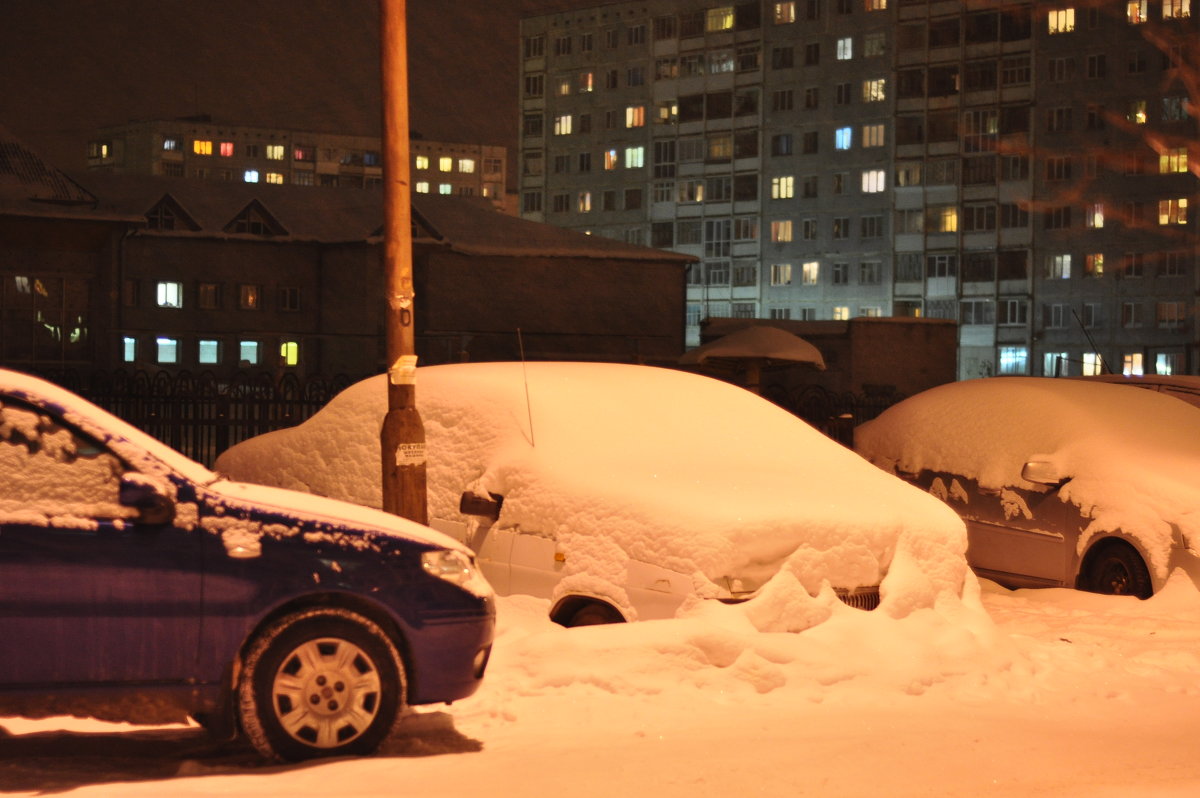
top-left (25, 368), bottom-right (901, 465)
top-left (29, 368), bottom-right (356, 466)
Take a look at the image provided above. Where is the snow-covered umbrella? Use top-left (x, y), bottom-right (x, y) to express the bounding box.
top-left (679, 325), bottom-right (826, 394)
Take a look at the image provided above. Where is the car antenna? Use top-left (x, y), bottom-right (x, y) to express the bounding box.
top-left (1070, 307), bottom-right (1112, 374)
top-left (518, 328), bottom-right (536, 447)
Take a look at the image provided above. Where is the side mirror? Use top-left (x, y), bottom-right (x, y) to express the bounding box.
top-left (1021, 460), bottom-right (1066, 486)
top-left (459, 491), bottom-right (504, 521)
top-left (120, 475), bottom-right (176, 526)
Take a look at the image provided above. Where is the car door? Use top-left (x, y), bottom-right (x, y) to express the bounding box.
top-left (926, 472), bottom-right (1073, 588)
top-left (0, 398), bottom-right (202, 685)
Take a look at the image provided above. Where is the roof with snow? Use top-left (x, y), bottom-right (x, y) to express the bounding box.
top-left (72, 170), bottom-right (694, 262)
top-left (0, 122), bottom-right (136, 222)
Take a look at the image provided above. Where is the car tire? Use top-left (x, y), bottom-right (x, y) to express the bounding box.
top-left (1081, 540), bottom-right (1152, 599)
top-left (238, 607), bottom-right (407, 761)
top-left (566, 602), bottom-right (625, 627)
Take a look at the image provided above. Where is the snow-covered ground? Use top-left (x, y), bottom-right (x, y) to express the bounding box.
top-left (5, 573), bottom-right (1200, 797)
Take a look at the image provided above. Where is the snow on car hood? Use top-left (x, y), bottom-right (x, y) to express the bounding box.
top-left (855, 377), bottom-right (1200, 575)
top-left (205, 478), bottom-right (467, 553)
top-left (215, 363), bottom-right (968, 615)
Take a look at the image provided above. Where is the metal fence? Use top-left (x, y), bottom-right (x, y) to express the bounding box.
top-left (763, 383), bottom-right (905, 448)
top-left (33, 369), bottom-right (357, 466)
top-left (28, 368), bottom-right (900, 466)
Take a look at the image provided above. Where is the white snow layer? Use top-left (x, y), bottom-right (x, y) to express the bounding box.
top-left (214, 362), bottom-right (970, 623)
top-left (856, 377), bottom-right (1200, 576)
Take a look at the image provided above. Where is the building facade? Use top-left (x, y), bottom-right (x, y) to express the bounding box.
top-left (87, 118), bottom-right (509, 209)
top-left (518, 0), bottom-right (1199, 378)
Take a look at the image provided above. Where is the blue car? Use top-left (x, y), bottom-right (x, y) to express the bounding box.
top-left (0, 368), bottom-right (494, 761)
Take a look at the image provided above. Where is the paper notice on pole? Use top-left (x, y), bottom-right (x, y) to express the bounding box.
top-left (395, 442), bottom-right (427, 467)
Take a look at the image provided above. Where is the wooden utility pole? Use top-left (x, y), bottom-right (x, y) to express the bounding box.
top-left (378, 0), bottom-right (427, 523)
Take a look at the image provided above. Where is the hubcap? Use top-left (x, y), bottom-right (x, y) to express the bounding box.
top-left (1098, 559), bottom-right (1132, 594)
top-left (271, 637), bottom-right (382, 748)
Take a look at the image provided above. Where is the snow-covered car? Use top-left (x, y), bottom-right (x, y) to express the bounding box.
top-left (0, 368), bottom-right (494, 761)
top-left (855, 377), bottom-right (1200, 598)
top-left (215, 362), bottom-right (968, 631)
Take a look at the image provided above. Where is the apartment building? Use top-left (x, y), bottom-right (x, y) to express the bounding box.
top-left (87, 118), bottom-right (508, 208)
top-left (519, 0), bottom-right (1198, 377)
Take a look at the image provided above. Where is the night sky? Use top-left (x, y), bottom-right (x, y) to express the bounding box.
top-left (0, 0), bottom-right (597, 174)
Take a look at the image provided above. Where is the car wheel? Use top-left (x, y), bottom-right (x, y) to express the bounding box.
top-left (566, 602), bottom-right (625, 627)
top-left (238, 607), bottom-right (406, 761)
top-left (1081, 541), bottom-right (1152, 599)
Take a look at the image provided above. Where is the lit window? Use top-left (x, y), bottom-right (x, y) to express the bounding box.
top-left (1160, 147), bottom-right (1188, 173)
top-left (1158, 353), bottom-right (1184, 374)
top-left (1048, 8), bottom-right (1075, 33)
top-left (864, 0), bottom-right (887, 9)
top-left (265, 172), bottom-right (284, 185)
top-left (802, 261), bottom-right (819, 284)
top-left (266, 144), bottom-right (285, 160)
top-left (217, 141), bottom-right (233, 157)
top-left (1126, 1), bottom-right (1148, 23)
top-left (706, 7), bottom-right (734, 31)
top-left (835, 127), bottom-right (852, 150)
top-left (415, 181), bottom-right (430, 193)
top-left (771, 176), bottom-right (795, 199)
top-left (280, 341), bottom-right (299, 367)
top-left (1044, 352), bottom-right (1069, 376)
top-left (458, 158), bottom-right (476, 173)
top-left (771, 220), bottom-right (794, 242)
top-left (1159, 198), bottom-right (1188, 225)
top-left (1046, 254), bottom-right (1072, 278)
top-left (193, 139), bottom-right (213, 155)
top-left (1085, 203), bottom-right (1104, 228)
top-left (156, 337), bottom-right (179, 364)
top-left (773, 2), bottom-right (796, 24)
top-left (578, 191), bottom-right (592, 212)
top-left (554, 115), bottom-right (573, 136)
top-left (198, 339), bottom-right (220, 365)
top-left (833, 306), bottom-right (850, 321)
top-left (836, 38), bottom-right (852, 60)
top-left (626, 106), bottom-right (646, 128)
top-left (1082, 353), bottom-right (1103, 376)
top-left (162, 137), bottom-right (180, 151)
top-left (122, 336), bottom-right (136, 362)
top-left (415, 155), bottom-right (429, 170)
top-left (1163, 0), bottom-right (1191, 18)
top-left (239, 284), bottom-right (260, 310)
top-left (604, 149), bottom-right (619, 170)
top-left (239, 341), bottom-right (260, 366)
top-left (1086, 253), bottom-right (1105, 277)
top-left (998, 347), bottom-right (1028, 374)
top-left (770, 263), bottom-right (793, 285)
top-left (862, 79), bottom-right (886, 102)
top-left (439, 157), bottom-right (453, 172)
top-left (439, 183), bottom-right (452, 195)
top-left (1129, 100), bottom-right (1148, 124)
top-left (155, 281), bottom-right (182, 308)
top-left (862, 124), bottom-right (885, 147)
top-left (624, 146), bottom-right (645, 168)
top-left (861, 169), bottom-right (886, 193)
top-left (578, 71), bottom-right (594, 92)
top-left (243, 170), bottom-right (260, 183)
top-left (1123, 353), bottom-right (1145, 376)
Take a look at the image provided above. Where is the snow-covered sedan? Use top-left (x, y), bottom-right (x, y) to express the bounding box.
top-left (856, 377), bottom-right (1200, 598)
top-left (0, 368), bottom-right (494, 761)
top-left (215, 363), bottom-right (969, 631)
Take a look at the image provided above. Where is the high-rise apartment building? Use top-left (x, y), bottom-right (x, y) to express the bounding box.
top-left (519, 1), bottom-right (1198, 378)
top-left (87, 118), bottom-right (508, 208)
